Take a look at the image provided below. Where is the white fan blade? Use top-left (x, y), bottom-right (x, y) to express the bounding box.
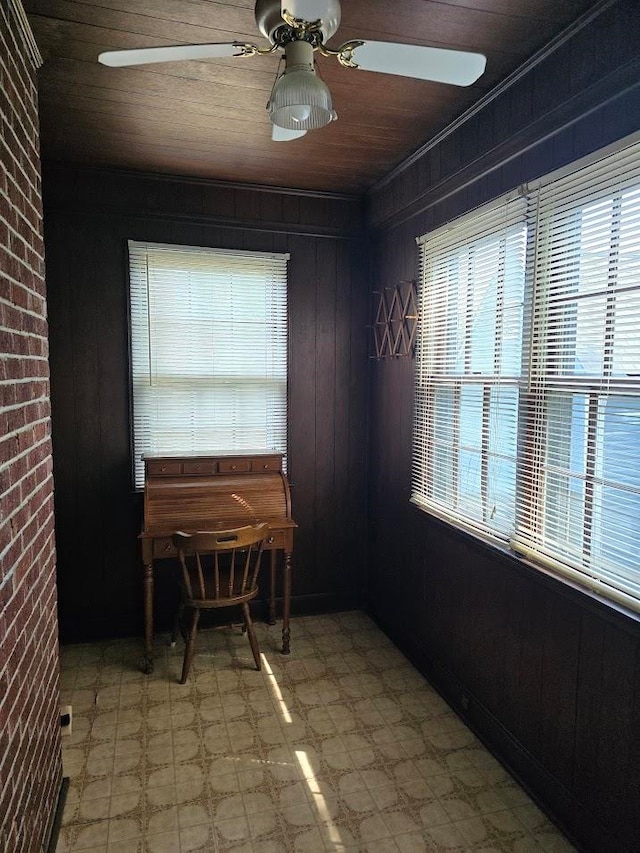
top-left (351, 41), bottom-right (486, 87)
top-left (272, 125), bottom-right (307, 142)
top-left (281, 0), bottom-right (335, 23)
top-left (98, 43), bottom-right (243, 68)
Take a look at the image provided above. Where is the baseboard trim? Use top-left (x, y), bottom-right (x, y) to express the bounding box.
top-left (46, 776), bottom-right (69, 853)
top-left (366, 608), bottom-right (626, 853)
top-left (289, 591), bottom-right (364, 616)
top-left (60, 592), bottom-right (365, 643)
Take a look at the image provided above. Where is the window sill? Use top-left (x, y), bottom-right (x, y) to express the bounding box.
top-left (409, 500), bottom-right (640, 630)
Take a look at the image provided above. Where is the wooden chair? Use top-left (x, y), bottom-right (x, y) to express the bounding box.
top-left (171, 524), bottom-right (269, 684)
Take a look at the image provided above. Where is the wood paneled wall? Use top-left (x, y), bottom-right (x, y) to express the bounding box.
top-left (366, 2), bottom-right (640, 851)
top-left (43, 166), bottom-right (369, 642)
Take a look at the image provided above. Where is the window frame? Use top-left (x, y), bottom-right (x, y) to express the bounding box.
top-left (412, 132), bottom-right (640, 614)
top-left (127, 241), bottom-right (289, 490)
top-left (412, 191), bottom-right (528, 544)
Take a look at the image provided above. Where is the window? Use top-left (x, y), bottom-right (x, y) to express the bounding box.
top-left (413, 195), bottom-right (527, 541)
top-left (413, 137), bottom-right (640, 612)
top-left (129, 242), bottom-right (288, 489)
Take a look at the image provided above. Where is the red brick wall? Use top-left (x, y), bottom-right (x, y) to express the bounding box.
top-left (0, 2), bottom-right (62, 851)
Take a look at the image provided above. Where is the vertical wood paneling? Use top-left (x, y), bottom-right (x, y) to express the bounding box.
top-left (539, 592), bottom-right (580, 787)
top-left (314, 238), bottom-right (338, 591)
top-left (286, 232), bottom-right (318, 597)
top-left (93, 220), bottom-right (140, 628)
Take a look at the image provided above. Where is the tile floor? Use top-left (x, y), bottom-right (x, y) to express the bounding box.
top-left (56, 611), bottom-right (575, 852)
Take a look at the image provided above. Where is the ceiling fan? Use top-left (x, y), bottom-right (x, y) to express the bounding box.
top-left (98, 0), bottom-right (486, 142)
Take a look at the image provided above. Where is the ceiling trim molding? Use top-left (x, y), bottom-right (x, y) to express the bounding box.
top-left (41, 161), bottom-right (361, 203)
top-left (8, 0), bottom-right (42, 69)
top-left (368, 0), bottom-right (618, 197)
top-left (367, 59), bottom-right (640, 231)
top-left (42, 204), bottom-right (364, 242)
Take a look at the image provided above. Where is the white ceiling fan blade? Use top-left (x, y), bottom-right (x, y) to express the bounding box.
top-left (272, 125), bottom-right (307, 142)
top-left (98, 43), bottom-right (243, 68)
top-left (351, 41), bottom-right (486, 87)
top-left (281, 0), bottom-right (336, 23)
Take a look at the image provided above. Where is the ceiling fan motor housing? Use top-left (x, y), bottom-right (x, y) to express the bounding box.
top-left (255, 0), bottom-right (341, 44)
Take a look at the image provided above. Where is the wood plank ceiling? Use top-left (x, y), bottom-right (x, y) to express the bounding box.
top-left (25, 0), bottom-right (599, 193)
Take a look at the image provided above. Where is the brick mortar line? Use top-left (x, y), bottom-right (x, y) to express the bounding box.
top-left (0, 38), bottom-right (40, 140)
top-left (0, 528), bottom-right (56, 687)
top-left (0, 154), bottom-right (43, 217)
top-left (0, 179), bottom-right (43, 234)
top-left (0, 428), bottom-right (51, 471)
top-left (0, 326), bottom-right (48, 340)
top-left (0, 216), bottom-right (45, 263)
top-left (0, 492), bottom-right (54, 568)
top-left (0, 267), bottom-right (45, 290)
top-left (0, 454), bottom-right (52, 510)
top-left (0, 282), bottom-right (46, 305)
top-left (0, 133), bottom-right (41, 202)
top-left (0, 163), bottom-right (41, 208)
top-left (0, 155), bottom-right (42, 199)
top-left (0, 353), bottom-right (50, 363)
top-left (6, 558), bottom-right (57, 686)
top-left (0, 432), bottom-right (51, 480)
top-left (0, 382), bottom-right (50, 393)
top-left (0, 314), bottom-right (47, 324)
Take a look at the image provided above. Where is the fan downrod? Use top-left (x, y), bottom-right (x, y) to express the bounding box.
top-left (254, 0), bottom-right (341, 46)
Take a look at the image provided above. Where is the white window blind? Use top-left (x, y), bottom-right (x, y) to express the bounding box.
top-left (129, 241), bottom-right (289, 489)
top-left (413, 135), bottom-right (640, 613)
top-left (412, 195), bottom-right (527, 540)
top-left (512, 142), bottom-right (640, 608)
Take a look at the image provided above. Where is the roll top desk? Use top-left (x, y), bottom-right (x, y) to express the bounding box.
top-left (140, 452), bottom-right (296, 673)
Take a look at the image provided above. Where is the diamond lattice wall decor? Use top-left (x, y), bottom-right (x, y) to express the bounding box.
top-left (371, 280), bottom-right (418, 359)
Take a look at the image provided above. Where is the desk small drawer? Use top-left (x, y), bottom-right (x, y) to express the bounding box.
top-left (183, 460), bottom-right (218, 475)
top-left (153, 538), bottom-right (176, 558)
top-left (264, 530), bottom-right (285, 549)
top-left (219, 459), bottom-right (252, 474)
top-left (147, 461), bottom-right (182, 476)
top-left (255, 456), bottom-right (282, 472)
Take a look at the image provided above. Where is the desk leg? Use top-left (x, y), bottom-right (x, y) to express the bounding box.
top-left (282, 552), bottom-right (291, 655)
top-left (267, 549), bottom-right (277, 625)
top-left (143, 561), bottom-right (154, 674)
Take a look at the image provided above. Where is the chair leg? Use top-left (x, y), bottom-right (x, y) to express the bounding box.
top-left (171, 596), bottom-right (185, 647)
top-left (180, 608), bottom-right (200, 684)
top-left (241, 603), bottom-right (261, 671)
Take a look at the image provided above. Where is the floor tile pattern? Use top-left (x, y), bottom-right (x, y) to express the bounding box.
top-left (56, 612), bottom-right (575, 852)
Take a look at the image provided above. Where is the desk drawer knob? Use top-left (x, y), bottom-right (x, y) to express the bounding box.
top-left (231, 464), bottom-right (236, 470)
top-left (268, 536), bottom-right (275, 544)
top-left (164, 543), bottom-right (172, 551)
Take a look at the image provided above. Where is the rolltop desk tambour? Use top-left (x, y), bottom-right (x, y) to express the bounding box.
top-left (139, 452), bottom-right (296, 673)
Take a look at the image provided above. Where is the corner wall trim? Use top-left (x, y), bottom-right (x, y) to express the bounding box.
top-left (8, 0), bottom-right (43, 68)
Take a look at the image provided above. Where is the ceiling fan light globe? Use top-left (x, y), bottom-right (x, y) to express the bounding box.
top-left (268, 68), bottom-right (334, 129)
top-left (290, 105), bottom-right (312, 123)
